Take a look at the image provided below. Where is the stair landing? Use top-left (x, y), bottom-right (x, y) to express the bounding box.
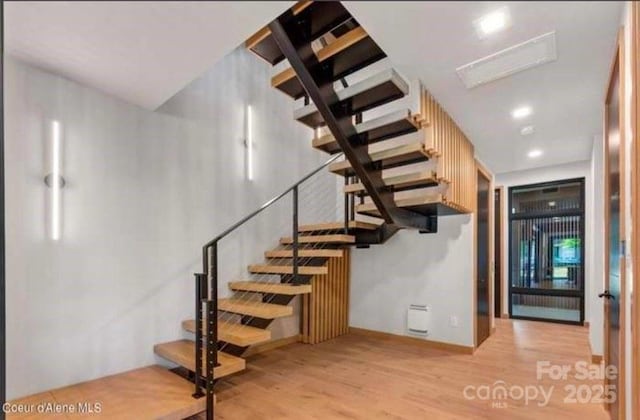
top-left (7, 365), bottom-right (206, 419)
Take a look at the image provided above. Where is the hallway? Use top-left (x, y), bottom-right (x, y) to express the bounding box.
top-left (209, 320), bottom-right (609, 419)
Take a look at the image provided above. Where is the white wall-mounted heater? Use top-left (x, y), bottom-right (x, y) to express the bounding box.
top-left (407, 304), bottom-right (429, 335)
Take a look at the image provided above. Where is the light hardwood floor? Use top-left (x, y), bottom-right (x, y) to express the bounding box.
top-left (203, 319), bottom-right (609, 420)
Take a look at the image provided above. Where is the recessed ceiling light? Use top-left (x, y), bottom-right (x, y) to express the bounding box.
top-left (528, 149), bottom-right (543, 158)
top-left (520, 125), bottom-right (535, 136)
top-left (474, 8), bottom-right (511, 39)
top-left (512, 106), bottom-right (532, 119)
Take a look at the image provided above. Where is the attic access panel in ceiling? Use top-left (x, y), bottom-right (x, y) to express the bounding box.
top-left (456, 31), bottom-right (557, 89)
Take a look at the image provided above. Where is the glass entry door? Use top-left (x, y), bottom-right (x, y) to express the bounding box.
top-left (508, 179), bottom-right (585, 324)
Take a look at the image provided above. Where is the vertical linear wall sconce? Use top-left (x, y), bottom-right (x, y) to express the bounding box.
top-left (45, 120), bottom-right (65, 241)
top-left (246, 105), bottom-right (254, 181)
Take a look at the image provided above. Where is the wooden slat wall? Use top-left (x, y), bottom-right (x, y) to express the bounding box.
top-left (301, 248), bottom-right (350, 344)
top-left (419, 85), bottom-right (475, 213)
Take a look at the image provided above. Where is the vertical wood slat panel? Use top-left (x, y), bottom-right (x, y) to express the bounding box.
top-left (302, 293), bottom-right (309, 344)
top-left (419, 86), bottom-right (475, 213)
top-left (328, 257), bottom-right (333, 341)
top-left (319, 270), bottom-right (324, 343)
top-left (301, 249), bottom-right (350, 344)
top-left (324, 263), bottom-right (328, 343)
top-left (345, 248), bottom-right (350, 335)
top-left (321, 267), bottom-right (326, 343)
top-left (336, 254), bottom-right (340, 337)
top-left (337, 252), bottom-right (343, 336)
top-left (309, 288), bottom-right (313, 344)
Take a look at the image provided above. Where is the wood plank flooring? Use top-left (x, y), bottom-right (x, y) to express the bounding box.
top-left (8, 366), bottom-right (205, 419)
top-left (199, 319), bottom-right (609, 419)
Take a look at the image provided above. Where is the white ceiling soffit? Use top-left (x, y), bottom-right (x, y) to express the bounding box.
top-left (5, 1), bottom-right (293, 110)
top-left (344, 1), bottom-right (623, 174)
top-left (456, 31), bottom-right (557, 89)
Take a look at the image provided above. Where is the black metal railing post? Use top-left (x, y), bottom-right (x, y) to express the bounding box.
top-left (209, 243), bottom-right (218, 368)
top-left (192, 273), bottom-right (206, 398)
top-left (201, 243), bottom-right (219, 419)
top-left (205, 299), bottom-right (215, 420)
top-left (350, 176), bottom-right (356, 221)
top-left (196, 153), bottom-right (343, 419)
top-left (344, 177), bottom-right (349, 233)
top-left (292, 186), bottom-right (299, 284)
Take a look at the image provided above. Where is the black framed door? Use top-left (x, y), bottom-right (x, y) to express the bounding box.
top-left (508, 178), bottom-right (585, 325)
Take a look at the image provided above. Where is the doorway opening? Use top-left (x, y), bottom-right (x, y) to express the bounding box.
top-left (508, 178), bottom-right (585, 325)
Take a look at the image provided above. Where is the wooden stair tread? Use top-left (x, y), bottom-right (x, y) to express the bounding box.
top-left (272, 26), bottom-right (386, 99)
top-left (182, 319), bottom-right (271, 347)
top-left (280, 234), bottom-right (356, 244)
top-left (313, 109), bottom-right (419, 154)
top-left (246, 1), bottom-right (350, 65)
top-left (219, 298), bottom-right (293, 318)
top-left (299, 220), bottom-right (379, 232)
top-left (265, 248), bottom-right (344, 258)
top-left (293, 69), bottom-right (409, 128)
top-left (344, 170), bottom-right (439, 194)
top-left (248, 264), bottom-right (328, 275)
top-left (230, 281), bottom-right (312, 295)
top-left (356, 194), bottom-right (445, 217)
top-left (329, 142), bottom-right (432, 176)
top-left (154, 340), bottom-right (245, 379)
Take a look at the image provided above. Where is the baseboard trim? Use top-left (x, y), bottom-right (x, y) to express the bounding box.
top-left (244, 334), bottom-right (301, 357)
top-left (501, 313), bottom-right (510, 319)
top-left (348, 327), bottom-right (474, 355)
top-left (587, 340), bottom-right (603, 365)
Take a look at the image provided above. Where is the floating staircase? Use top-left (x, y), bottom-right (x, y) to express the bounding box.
top-left (151, 2), bottom-right (477, 418)
top-left (312, 109), bottom-right (419, 154)
top-left (8, 3), bottom-right (479, 420)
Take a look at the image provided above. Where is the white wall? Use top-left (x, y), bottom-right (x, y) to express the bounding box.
top-left (350, 214), bottom-right (475, 347)
top-left (5, 45), bottom-right (336, 399)
top-left (494, 160), bottom-right (601, 352)
top-left (345, 60), bottom-right (478, 348)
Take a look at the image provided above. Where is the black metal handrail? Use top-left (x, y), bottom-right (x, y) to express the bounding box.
top-left (203, 152), bottom-right (344, 249)
top-left (194, 151), bottom-right (344, 419)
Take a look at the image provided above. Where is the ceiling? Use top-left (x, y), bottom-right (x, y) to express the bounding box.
top-left (6, 1), bottom-right (623, 174)
top-left (345, 1), bottom-right (623, 173)
top-left (4, 1), bottom-right (292, 110)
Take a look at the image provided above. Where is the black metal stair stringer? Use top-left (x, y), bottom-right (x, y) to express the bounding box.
top-left (268, 14), bottom-right (432, 231)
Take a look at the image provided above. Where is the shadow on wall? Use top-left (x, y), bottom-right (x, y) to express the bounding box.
top-left (350, 213), bottom-right (474, 346)
top-left (365, 214), bottom-right (472, 287)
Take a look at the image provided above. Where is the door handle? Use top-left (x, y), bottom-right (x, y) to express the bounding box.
top-left (598, 290), bottom-right (615, 300)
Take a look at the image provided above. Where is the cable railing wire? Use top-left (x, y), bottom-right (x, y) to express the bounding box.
top-left (194, 152), bottom-right (355, 414)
